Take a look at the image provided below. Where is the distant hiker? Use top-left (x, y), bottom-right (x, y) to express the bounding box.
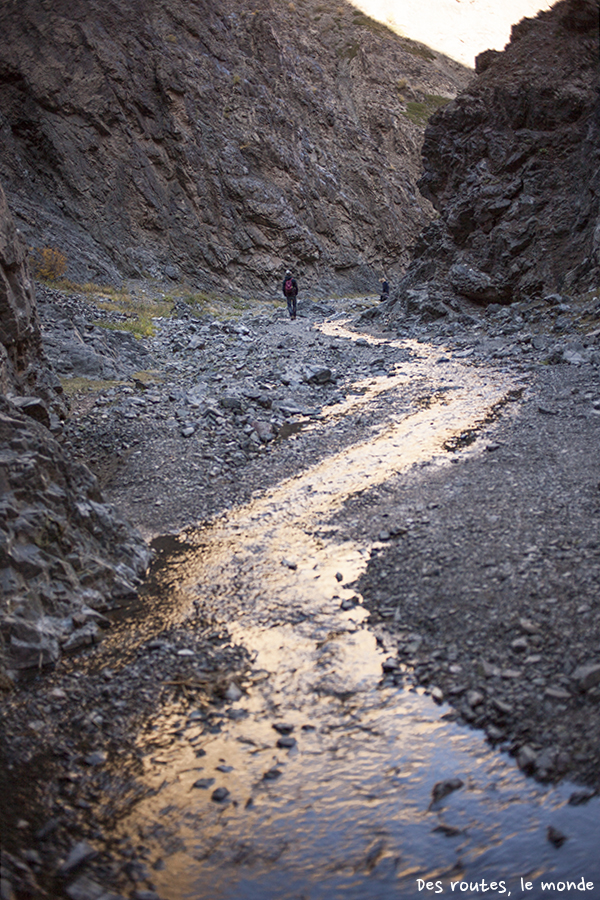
top-left (379, 277), bottom-right (389, 302)
top-left (283, 269), bottom-right (298, 320)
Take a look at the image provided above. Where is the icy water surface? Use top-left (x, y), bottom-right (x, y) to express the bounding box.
top-left (120, 336), bottom-right (600, 900)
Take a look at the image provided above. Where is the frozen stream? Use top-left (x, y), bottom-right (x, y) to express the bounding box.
top-left (117, 333), bottom-right (600, 900)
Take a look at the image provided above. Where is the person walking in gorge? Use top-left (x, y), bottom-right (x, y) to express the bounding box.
top-left (282, 269), bottom-right (298, 320)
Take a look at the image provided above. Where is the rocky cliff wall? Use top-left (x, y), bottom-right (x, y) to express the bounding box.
top-left (378, 0), bottom-right (599, 322)
top-left (0, 184), bottom-right (150, 684)
top-left (0, 181), bottom-right (67, 424)
top-left (0, 184), bottom-right (43, 396)
top-left (0, 0), bottom-right (469, 296)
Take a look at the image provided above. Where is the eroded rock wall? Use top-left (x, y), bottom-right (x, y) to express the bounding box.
top-left (0, 185), bottom-right (150, 682)
top-left (0, 0), bottom-right (470, 296)
top-left (381, 0), bottom-right (599, 321)
top-left (0, 184), bottom-right (42, 395)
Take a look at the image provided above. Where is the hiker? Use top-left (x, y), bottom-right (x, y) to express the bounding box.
top-left (379, 277), bottom-right (389, 302)
top-left (282, 269), bottom-right (298, 320)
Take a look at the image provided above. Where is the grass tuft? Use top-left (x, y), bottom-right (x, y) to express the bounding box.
top-left (59, 377), bottom-right (125, 396)
top-left (403, 94), bottom-right (450, 126)
top-left (402, 39), bottom-right (436, 61)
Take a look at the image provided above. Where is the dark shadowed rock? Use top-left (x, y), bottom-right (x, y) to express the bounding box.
top-left (0, 189), bottom-right (150, 682)
top-left (0, 0), bottom-right (470, 296)
top-left (367, 0), bottom-right (599, 327)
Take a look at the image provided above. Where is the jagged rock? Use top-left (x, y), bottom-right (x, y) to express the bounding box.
top-left (250, 420), bottom-right (276, 443)
top-left (303, 365), bottom-right (333, 385)
top-left (0, 192), bottom-right (150, 681)
top-left (430, 777), bottom-right (464, 806)
top-left (58, 841), bottom-right (97, 876)
top-left (9, 395), bottom-right (50, 427)
top-left (0, 0), bottom-right (470, 296)
top-left (62, 623), bottom-right (102, 653)
top-left (371, 0), bottom-right (599, 325)
top-left (572, 663), bottom-right (600, 693)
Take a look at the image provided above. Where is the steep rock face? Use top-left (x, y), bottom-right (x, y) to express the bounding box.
top-left (382, 0), bottom-right (599, 319)
top-left (0, 181), bottom-right (66, 423)
top-left (0, 396), bottom-right (150, 677)
top-left (0, 183), bottom-right (43, 395)
top-left (0, 185), bottom-right (150, 682)
top-left (0, 0), bottom-right (469, 295)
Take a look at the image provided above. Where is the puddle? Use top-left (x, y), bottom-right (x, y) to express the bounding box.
top-left (114, 340), bottom-right (600, 899)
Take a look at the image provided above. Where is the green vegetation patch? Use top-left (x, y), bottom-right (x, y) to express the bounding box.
top-left (337, 40), bottom-right (360, 59)
top-left (403, 94), bottom-right (450, 126)
top-left (402, 39), bottom-right (436, 61)
top-left (351, 11), bottom-right (395, 37)
top-left (167, 288), bottom-right (279, 321)
top-left (59, 377), bottom-right (126, 397)
top-left (94, 293), bottom-right (174, 338)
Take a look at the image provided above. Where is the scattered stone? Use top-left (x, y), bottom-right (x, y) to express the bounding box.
top-left (429, 778), bottom-right (464, 807)
top-left (382, 658), bottom-right (399, 673)
top-left (192, 778), bottom-right (215, 790)
top-left (544, 686), bottom-right (571, 701)
top-left (572, 663), bottom-right (600, 693)
top-left (65, 875), bottom-right (124, 900)
top-left (519, 618), bottom-right (540, 635)
top-left (219, 396), bottom-right (243, 411)
top-left (225, 683), bottom-right (243, 702)
top-left (516, 745), bottom-right (538, 773)
top-left (432, 823), bottom-right (463, 837)
top-left (547, 826), bottom-right (567, 848)
top-left (568, 789), bottom-right (597, 806)
top-left (272, 723), bottom-right (294, 735)
top-left (83, 750), bottom-right (107, 767)
top-left (62, 623), bottom-right (102, 653)
top-left (250, 420), bottom-right (276, 442)
top-left (58, 841), bottom-right (97, 876)
top-left (276, 735), bottom-right (297, 749)
top-left (303, 365), bottom-right (332, 385)
top-left (211, 787), bottom-right (230, 803)
top-left (479, 659), bottom-right (501, 678)
top-left (340, 596), bottom-right (359, 610)
top-left (281, 559), bottom-right (297, 570)
top-left (466, 690), bottom-right (484, 708)
top-left (510, 638), bottom-right (528, 653)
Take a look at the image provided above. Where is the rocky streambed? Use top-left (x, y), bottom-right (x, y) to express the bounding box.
top-left (2, 282), bottom-right (600, 899)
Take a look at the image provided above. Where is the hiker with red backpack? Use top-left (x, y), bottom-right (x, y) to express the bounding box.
top-left (282, 269), bottom-right (298, 320)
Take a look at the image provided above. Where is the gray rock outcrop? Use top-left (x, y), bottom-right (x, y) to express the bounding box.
top-left (1, 185), bottom-right (44, 394)
top-left (0, 0), bottom-right (470, 296)
top-left (376, 0), bottom-right (600, 322)
top-left (0, 185), bottom-right (150, 681)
